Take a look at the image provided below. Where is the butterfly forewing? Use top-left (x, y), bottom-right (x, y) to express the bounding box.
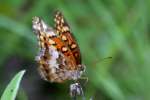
top-left (54, 11), bottom-right (82, 65)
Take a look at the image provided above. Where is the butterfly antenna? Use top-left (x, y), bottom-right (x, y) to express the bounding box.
top-left (93, 56), bottom-right (112, 66)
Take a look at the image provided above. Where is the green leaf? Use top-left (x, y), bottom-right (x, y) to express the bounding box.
top-left (1, 70), bottom-right (26, 100)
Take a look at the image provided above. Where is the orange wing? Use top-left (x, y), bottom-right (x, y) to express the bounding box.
top-left (54, 11), bottom-right (82, 65)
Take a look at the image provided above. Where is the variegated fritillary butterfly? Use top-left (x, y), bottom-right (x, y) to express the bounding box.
top-left (32, 11), bottom-right (85, 83)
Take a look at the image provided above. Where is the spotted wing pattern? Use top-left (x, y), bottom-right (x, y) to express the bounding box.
top-left (54, 11), bottom-right (81, 65)
top-left (32, 11), bottom-right (85, 83)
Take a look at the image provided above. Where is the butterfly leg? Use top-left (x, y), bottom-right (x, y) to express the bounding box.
top-left (79, 76), bottom-right (88, 86)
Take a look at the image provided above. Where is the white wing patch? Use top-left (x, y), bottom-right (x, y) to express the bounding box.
top-left (32, 16), bottom-right (56, 37)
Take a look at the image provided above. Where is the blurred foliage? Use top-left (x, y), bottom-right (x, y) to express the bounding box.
top-left (0, 0), bottom-right (150, 100)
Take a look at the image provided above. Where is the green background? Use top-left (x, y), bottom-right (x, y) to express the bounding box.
top-left (0, 0), bottom-right (150, 100)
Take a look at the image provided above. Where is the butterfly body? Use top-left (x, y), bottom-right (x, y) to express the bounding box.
top-left (32, 11), bottom-right (85, 83)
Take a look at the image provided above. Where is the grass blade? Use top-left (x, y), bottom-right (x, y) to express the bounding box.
top-left (1, 70), bottom-right (26, 100)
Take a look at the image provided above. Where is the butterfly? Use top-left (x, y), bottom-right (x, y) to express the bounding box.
top-left (32, 11), bottom-right (85, 83)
